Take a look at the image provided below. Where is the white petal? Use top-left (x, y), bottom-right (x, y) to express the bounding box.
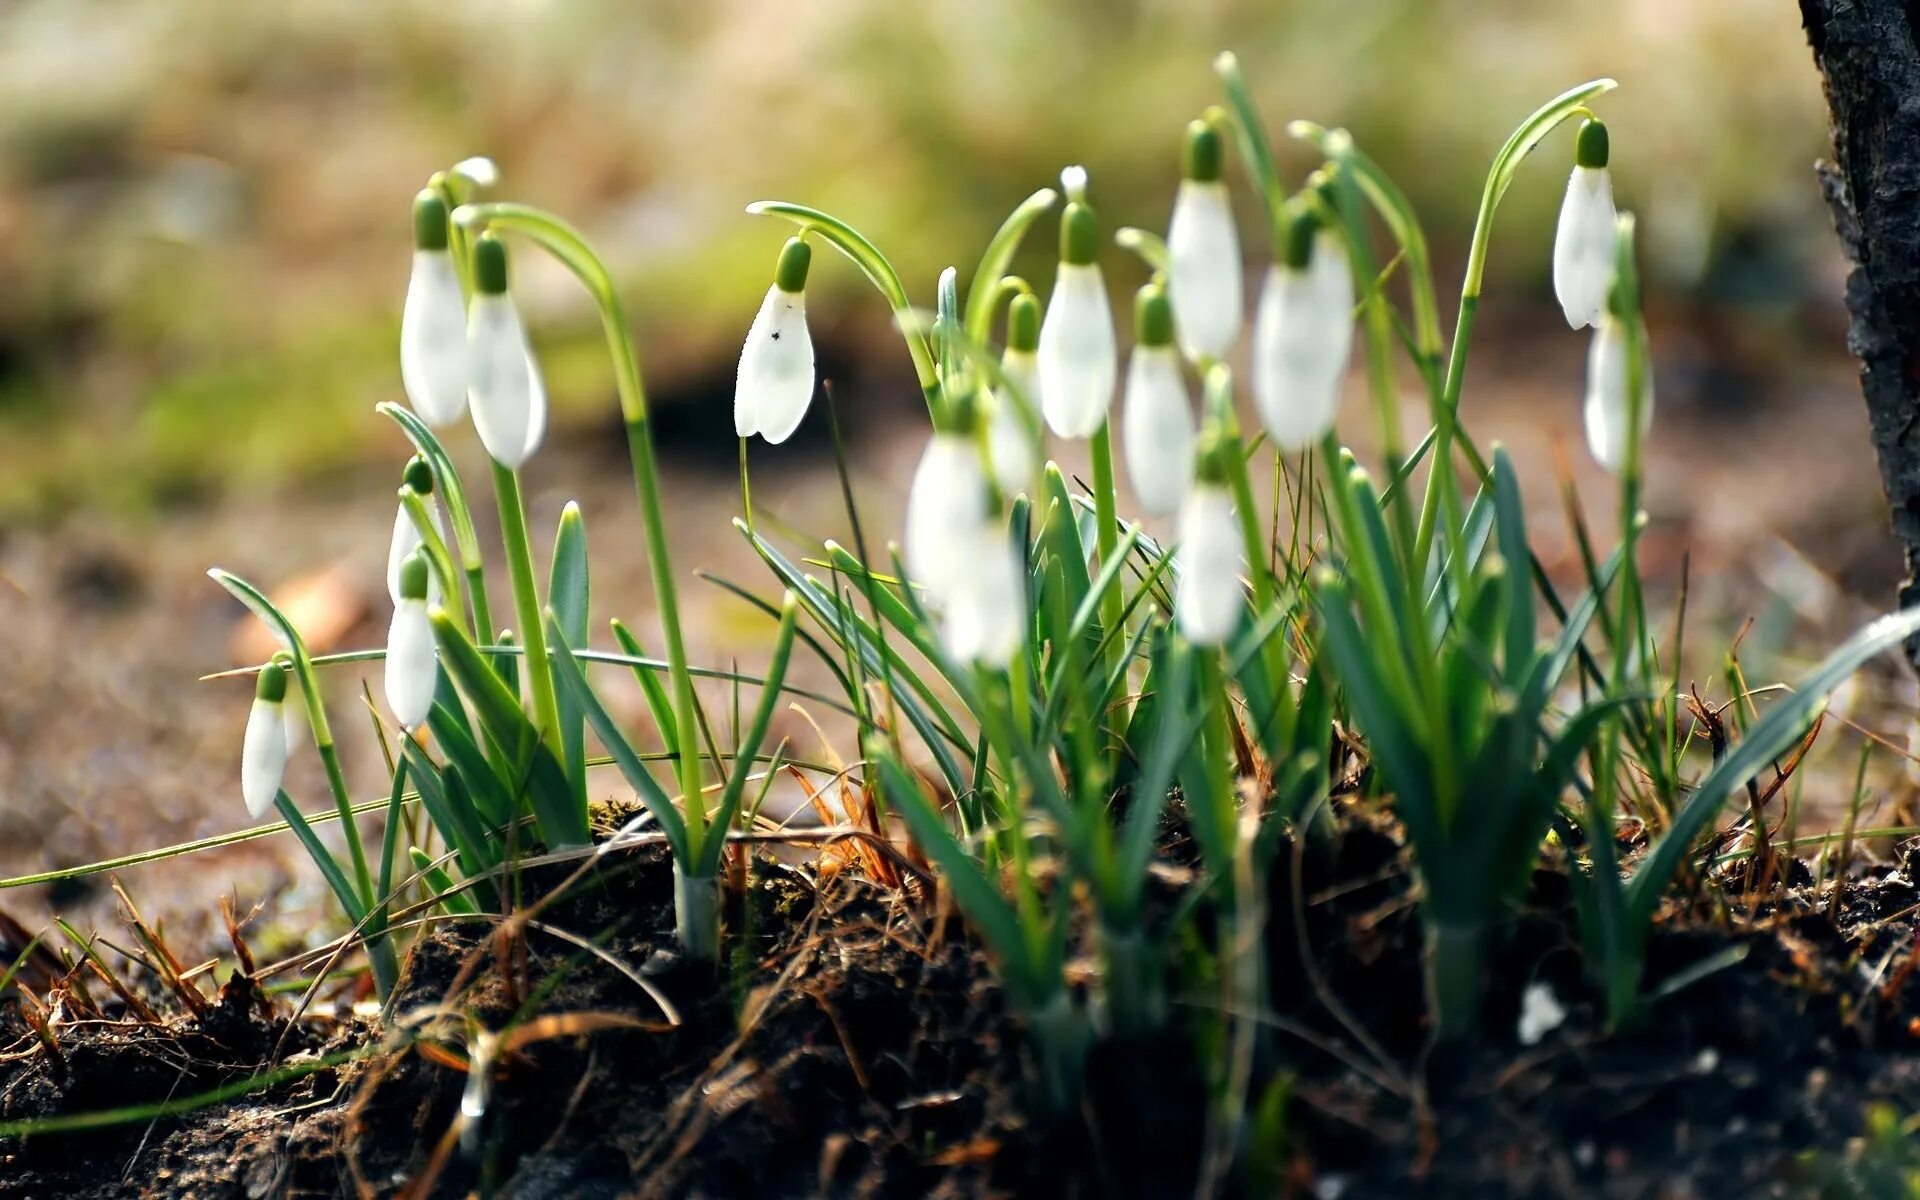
top-left (385, 600), bottom-right (440, 729)
top-left (451, 156), bottom-right (501, 189)
top-left (242, 697), bottom-right (288, 820)
top-left (985, 390), bottom-right (1038, 493)
top-left (1553, 167), bottom-right (1617, 330)
top-left (1167, 181), bottom-right (1244, 360)
top-left (1517, 983), bottom-right (1568, 1046)
top-left (1252, 266), bottom-right (1346, 451)
top-left (387, 504), bottom-right (446, 608)
top-left (1582, 317), bottom-right (1653, 474)
top-left (1038, 264), bottom-right (1117, 439)
top-left (401, 251), bottom-right (469, 427)
top-left (942, 523), bottom-right (1026, 668)
top-left (1121, 346), bottom-right (1196, 517)
top-left (735, 285), bottom-right (815, 444)
top-left (1176, 486), bottom-right (1243, 645)
top-left (905, 433), bottom-right (991, 601)
top-left (466, 294), bottom-right (544, 469)
top-left (1310, 229), bottom-right (1355, 365)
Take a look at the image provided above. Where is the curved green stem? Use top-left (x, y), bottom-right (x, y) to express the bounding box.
top-left (1213, 51), bottom-right (1288, 247)
top-left (965, 187), bottom-right (1059, 343)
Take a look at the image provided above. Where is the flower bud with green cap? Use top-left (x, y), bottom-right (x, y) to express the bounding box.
top-left (1251, 198), bottom-right (1352, 449)
top-left (1583, 275), bottom-right (1653, 474)
top-left (241, 658), bottom-right (290, 819)
top-left (904, 424), bottom-right (992, 603)
top-left (401, 190), bottom-right (469, 429)
top-left (1167, 118), bottom-right (1243, 361)
top-left (465, 233), bottom-right (548, 468)
top-left (986, 289), bottom-right (1043, 491)
top-left (1553, 117), bottom-right (1618, 330)
top-left (1175, 431), bottom-right (1243, 645)
top-left (1038, 166), bottom-right (1117, 439)
top-left (387, 455), bottom-right (446, 606)
top-left (385, 550), bottom-right (439, 730)
top-left (735, 236), bottom-right (817, 444)
top-left (1121, 283), bottom-right (1196, 517)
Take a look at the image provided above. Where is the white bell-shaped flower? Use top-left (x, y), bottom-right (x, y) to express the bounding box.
top-left (385, 552), bottom-right (440, 730)
top-left (1582, 312), bottom-right (1653, 474)
top-left (1175, 480), bottom-right (1243, 646)
top-left (735, 238), bottom-right (816, 444)
top-left (1166, 121), bottom-right (1242, 361)
top-left (386, 458), bottom-right (446, 607)
top-left (1252, 209), bottom-right (1353, 451)
top-left (401, 191), bottom-right (469, 428)
top-left (986, 293), bottom-right (1043, 490)
top-left (465, 235), bottom-right (547, 469)
top-left (904, 431), bottom-right (991, 602)
top-left (942, 520), bottom-right (1026, 669)
top-left (241, 660), bottom-right (290, 820)
top-left (1553, 120), bottom-right (1618, 330)
top-left (1038, 167), bottom-right (1116, 439)
top-left (1121, 285), bottom-right (1196, 517)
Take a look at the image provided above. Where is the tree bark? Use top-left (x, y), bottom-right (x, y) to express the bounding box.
top-left (1802, 0), bottom-right (1920, 656)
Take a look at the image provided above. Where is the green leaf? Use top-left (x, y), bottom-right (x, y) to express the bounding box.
top-left (374, 402), bottom-right (482, 568)
top-left (550, 503), bottom-right (591, 816)
top-left (273, 792), bottom-right (364, 923)
top-left (694, 594), bottom-right (801, 875)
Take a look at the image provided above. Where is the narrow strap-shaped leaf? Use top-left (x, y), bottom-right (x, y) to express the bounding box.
top-left (409, 848), bottom-right (480, 916)
top-left (609, 619), bottom-right (680, 754)
top-left (427, 703), bottom-right (514, 827)
top-left (550, 503), bottom-right (591, 820)
top-left (693, 595), bottom-right (800, 875)
top-left (273, 792), bottom-right (364, 924)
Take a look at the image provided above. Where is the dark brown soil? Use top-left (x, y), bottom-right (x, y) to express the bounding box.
top-left (2, 806), bottom-right (1919, 1199)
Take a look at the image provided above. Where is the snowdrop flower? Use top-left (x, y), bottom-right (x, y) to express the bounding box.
top-left (466, 234), bottom-right (547, 468)
top-left (1582, 302), bottom-right (1653, 474)
top-left (449, 156), bottom-right (500, 190)
top-left (241, 659), bottom-right (290, 820)
top-left (735, 237), bottom-right (816, 444)
top-left (386, 552), bottom-right (440, 730)
top-left (1175, 452), bottom-right (1243, 645)
top-left (943, 521), bottom-right (1026, 669)
top-left (400, 191), bottom-right (468, 428)
top-left (1553, 119), bottom-right (1617, 330)
top-left (386, 457), bottom-right (445, 607)
top-left (1251, 203), bottom-right (1353, 450)
top-left (985, 292), bottom-right (1042, 490)
top-left (1038, 167), bottom-right (1116, 439)
top-left (904, 429), bottom-right (991, 602)
top-left (1166, 120), bottom-right (1242, 361)
top-left (1121, 283), bottom-right (1196, 517)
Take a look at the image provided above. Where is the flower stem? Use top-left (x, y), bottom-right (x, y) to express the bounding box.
top-left (1088, 423), bottom-right (1127, 735)
top-left (491, 462), bottom-right (564, 763)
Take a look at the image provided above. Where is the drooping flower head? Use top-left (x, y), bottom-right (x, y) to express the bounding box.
top-left (735, 236), bottom-right (817, 444)
top-left (465, 233), bottom-right (547, 469)
top-left (1038, 167), bottom-right (1117, 439)
top-left (387, 455), bottom-right (445, 607)
top-left (1121, 282), bottom-right (1196, 517)
top-left (1583, 283), bottom-right (1654, 475)
top-left (1175, 434), bottom-right (1244, 646)
top-left (385, 550), bottom-right (439, 730)
top-left (241, 658), bottom-right (290, 819)
top-left (985, 290), bottom-right (1042, 492)
top-left (1166, 118), bottom-right (1243, 362)
top-left (1251, 198), bottom-right (1352, 450)
top-left (1553, 119), bottom-right (1618, 330)
top-left (905, 430), bottom-right (992, 602)
top-left (400, 190), bottom-right (468, 428)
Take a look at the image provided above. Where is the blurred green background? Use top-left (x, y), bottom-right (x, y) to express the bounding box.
top-left (0, 0), bottom-right (1835, 518)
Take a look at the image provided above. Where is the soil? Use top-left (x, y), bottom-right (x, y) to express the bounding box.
top-left (1, 799), bottom-right (1917, 1199)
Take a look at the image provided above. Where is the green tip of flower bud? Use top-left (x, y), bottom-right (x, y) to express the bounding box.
top-left (402, 455), bottom-right (434, 495)
top-left (398, 551), bottom-right (430, 601)
top-left (1282, 201), bottom-right (1320, 271)
top-left (774, 236), bottom-right (812, 294)
top-left (948, 385), bottom-right (981, 435)
top-left (1008, 292), bottom-right (1041, 352)
top-left (1134, 284), bottom-right (1174, 346)
top-left (1194, 427), bottom-right (1232, 484)
top-left (413, 190), bottom-right (449, 252)
top-left (1061, 202), bottom-right (1098, 266)
top-left (472, 234), bottom-right (509, 295)
top-left (255, 660), bottom-right (288, 703)
top-left (1183, 120), bottom-right (1224, 183)
top-left (1575, 119), bottom-right (1609, 170)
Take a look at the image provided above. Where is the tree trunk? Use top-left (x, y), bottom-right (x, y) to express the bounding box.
top-left (1802, 0), bottom-right (1920, 656)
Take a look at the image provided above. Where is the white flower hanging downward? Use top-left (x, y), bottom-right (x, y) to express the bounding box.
top-left (400, 191), bottom-right (469, 428)
top-left (1121, 283), bottom-right (1196, 517)
top-left (944, 521), bottom-right (1026, 669)
top-left (735, 237), bottom-right (817, 444)
top-left (1175, 448), bottom-right (1244, 645)
top-left (241, 659), bottom-right (290, 820)
top-left (1252, 202), bottom-right (1353, 450)
top-left (904, 430), bottom-right (991, 602)
top-left (1583, 298), bottom-right (1654, 475)
top-left (465, 234), bottom-right (547, 468)
top-left (985, 292), bottom-right (1043, 491)
top-left (385, 551), bottom-right (440, 730)
top-left (1166, 120), bottom-right (1243, 362)
top-left (1038, 167), bottom-right (1117, 439)
top-left (1552, 119), bottom-right (1617, 330)
top-left (386, 456), bottom-right (445, 607)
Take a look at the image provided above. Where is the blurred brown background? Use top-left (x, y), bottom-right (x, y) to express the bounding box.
top-left (0, 0), bottom-right (1895, 947)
